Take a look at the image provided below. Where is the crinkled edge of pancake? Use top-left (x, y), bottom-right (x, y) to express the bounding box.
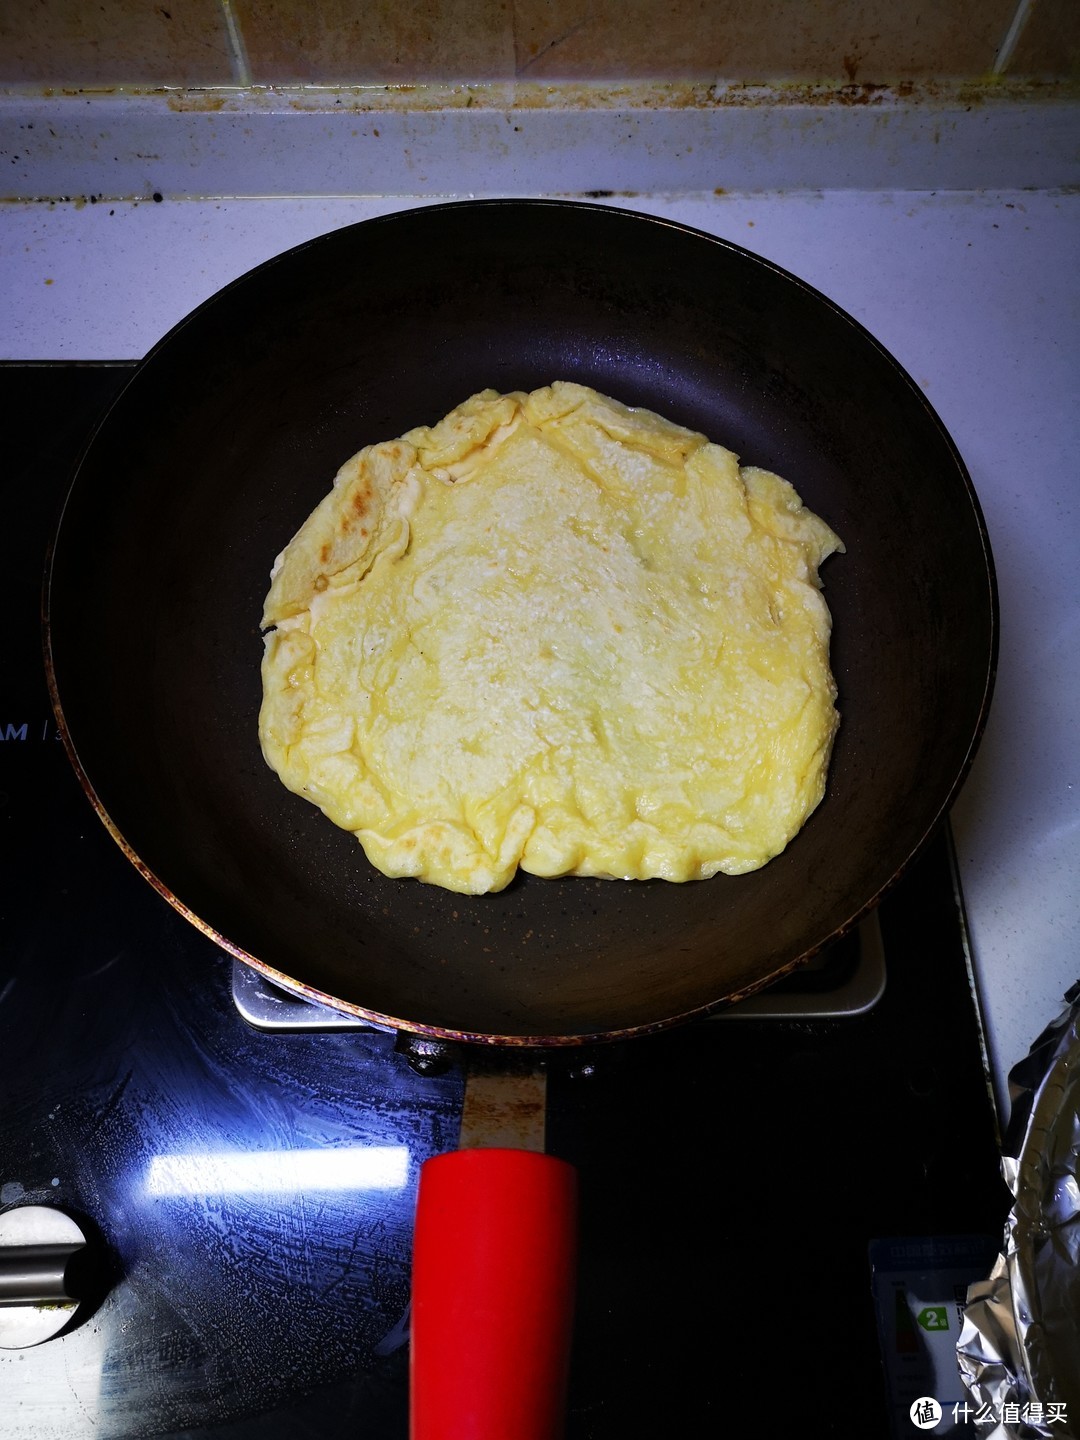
top-left (259, 382), bottom-right (844, 895)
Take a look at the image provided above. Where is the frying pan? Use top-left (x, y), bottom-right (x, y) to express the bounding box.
top-left (44, 199), bottom-right (997, 1046)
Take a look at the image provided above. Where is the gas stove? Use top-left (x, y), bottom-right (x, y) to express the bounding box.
top-left (1, 363), bottom-right (1008, 1437)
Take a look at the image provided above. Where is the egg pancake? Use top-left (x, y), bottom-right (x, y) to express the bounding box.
top-left (259, 383), bottom-right (844, 895)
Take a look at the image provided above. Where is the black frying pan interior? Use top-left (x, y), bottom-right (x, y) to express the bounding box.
top-left (45, 201), bottom-right (996, 1042)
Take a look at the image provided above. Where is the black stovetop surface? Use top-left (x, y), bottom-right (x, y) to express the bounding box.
top-left (0, 364), bottom-right (1008, 1438)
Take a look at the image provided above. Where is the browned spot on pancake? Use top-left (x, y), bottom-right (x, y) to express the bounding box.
top-left (338, 484), bottom-right (374, 538)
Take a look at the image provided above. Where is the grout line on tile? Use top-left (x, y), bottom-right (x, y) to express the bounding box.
top-left (992, 0), bottom-right (1035, 75)
top-left (220, 0), bottom-right (252, 88)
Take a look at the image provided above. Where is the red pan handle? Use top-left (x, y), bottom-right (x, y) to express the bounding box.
top-left (410, 1148), bottom-right (578, 1440)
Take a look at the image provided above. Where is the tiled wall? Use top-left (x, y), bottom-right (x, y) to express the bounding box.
top-left (0, 0), bottom-right (1077, 89)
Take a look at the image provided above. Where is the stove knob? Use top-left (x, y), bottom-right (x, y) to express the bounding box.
top-left (0, 1205), bottom-right (93, 1349)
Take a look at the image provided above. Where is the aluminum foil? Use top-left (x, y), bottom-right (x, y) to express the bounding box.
top-left (958, 980), bottom-right (1080, 1438)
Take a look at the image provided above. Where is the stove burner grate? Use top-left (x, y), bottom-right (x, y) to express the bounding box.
top-left (231, 912), bottom-right (886, 1032)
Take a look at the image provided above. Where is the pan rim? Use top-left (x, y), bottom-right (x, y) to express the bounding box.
top-left (43, 197), bottom-right (999, 1046)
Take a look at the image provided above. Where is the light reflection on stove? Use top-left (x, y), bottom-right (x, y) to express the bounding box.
top-left (145, 1146), bottom-right (410, 1196)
